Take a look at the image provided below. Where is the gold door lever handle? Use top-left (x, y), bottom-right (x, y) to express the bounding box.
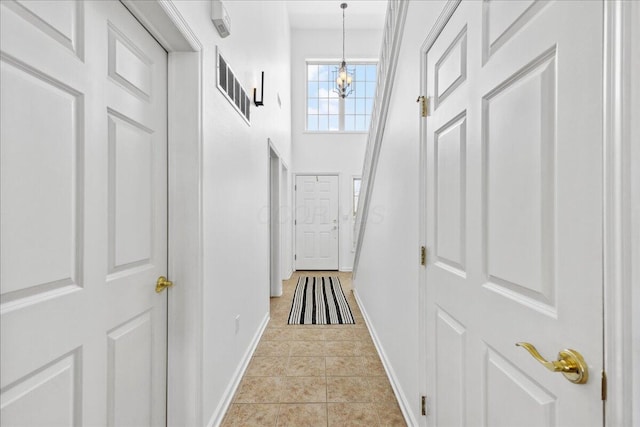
top-left (516, 342), bottom-right (588, 384)
top-left (155, 276), bottom-right (174, 293)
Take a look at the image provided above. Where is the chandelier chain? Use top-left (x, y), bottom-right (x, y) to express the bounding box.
top-left (342, 5), bottom-right (345, 61)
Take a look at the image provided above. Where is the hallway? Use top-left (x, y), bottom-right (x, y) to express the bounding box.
top-left (221, 272), bottom-right (406, 426)
top-left (1, 0), bottom-right (637, 424)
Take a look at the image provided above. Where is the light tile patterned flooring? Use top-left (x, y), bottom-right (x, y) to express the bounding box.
top-left (221, 271), bottom-right (407, 427)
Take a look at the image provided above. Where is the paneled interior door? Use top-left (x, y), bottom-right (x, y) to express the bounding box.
top-left (1, 1), bottom-right (168, 424)
top-left (423, 1), bottom-right (603, 425)
top-left (295, 175), bottom-right (339, 270)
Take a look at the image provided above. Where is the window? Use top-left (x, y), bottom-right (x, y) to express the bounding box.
top-left (352, 176), bottom-right (362, 251)
top-left (352, 177), bottom-right (361, 216)
top-left (306, 62), bottom-right (377, 132)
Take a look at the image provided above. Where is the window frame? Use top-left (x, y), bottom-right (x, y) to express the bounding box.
top-left (304, 59), bottom-right (378, 134)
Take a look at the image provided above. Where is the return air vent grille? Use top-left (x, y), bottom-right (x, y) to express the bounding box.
top-left (216, 47), bottom-right (250, 124)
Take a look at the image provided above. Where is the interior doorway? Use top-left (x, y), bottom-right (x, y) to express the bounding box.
top-left (269, 140), bottom-right (282, 296)
top-left (280, 163), bottom-right (292, 280)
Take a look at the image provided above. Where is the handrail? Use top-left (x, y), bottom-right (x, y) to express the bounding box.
top-left (352, 0), bottom-right (409, 277)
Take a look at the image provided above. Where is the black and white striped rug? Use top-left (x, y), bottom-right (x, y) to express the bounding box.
top-left (287, 276), bottom-right (355, 325)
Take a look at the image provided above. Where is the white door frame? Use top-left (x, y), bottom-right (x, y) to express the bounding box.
top-left (268, 139), bottom-right (282, 297)
top-left (119, 2), bottom-right (204, 426)
top-left (603, 1), bottom-right (640, 424)
top-left (293, 172), bottom-right (341, 271)
top-left (280, 162), bottom-right (292, 280)
top-left (417, 1), bottom-right (639, 425)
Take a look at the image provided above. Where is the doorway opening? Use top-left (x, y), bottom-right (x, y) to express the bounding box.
top-left (280, 163), bottom-right (292, 280)
top-left (269, 140), bottom-right (282, 297)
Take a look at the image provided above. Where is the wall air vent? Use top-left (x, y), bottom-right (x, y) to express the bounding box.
top-left (216, 47), bottom-right (250, 124)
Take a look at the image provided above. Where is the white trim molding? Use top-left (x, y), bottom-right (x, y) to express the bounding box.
top-left (121, 0), bottom-right (199, 52)
top-left (603, 1), bottom-right (639, 425)
top-left (268, 139), bottom-right (282, 297)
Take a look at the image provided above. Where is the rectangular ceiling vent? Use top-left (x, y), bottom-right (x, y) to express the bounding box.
top-left (216, 47), bottom-right (250, 124)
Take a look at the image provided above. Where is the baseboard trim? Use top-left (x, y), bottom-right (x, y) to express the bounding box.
top-left (283, 268), bottom-right (294, 281)
top-left (206, 312), bottom-right (270, 427)
top-left (354, 290), bottom-right (418, 427)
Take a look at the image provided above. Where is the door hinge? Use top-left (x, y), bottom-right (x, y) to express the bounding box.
top-left (416, 95), bottom-right (430, 117)
top-left (601, 370), bottom-right (607, 401)
top-left (420, 246), bottom-right (427, 266)
top-left (294, 184), bottom-right (297, 191)
top-left (294, 219), bottom-right (297, 225)
top-left (294, 254), bottom-right (297, 260)
top-left (421, 395), bottom-right (428, 416)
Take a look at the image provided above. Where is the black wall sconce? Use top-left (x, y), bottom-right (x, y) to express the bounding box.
top-left (253, 71), bottom-right (264, 107)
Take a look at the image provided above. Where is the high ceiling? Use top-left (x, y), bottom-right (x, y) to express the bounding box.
top-left (286, 0), bottom-right (387, 31)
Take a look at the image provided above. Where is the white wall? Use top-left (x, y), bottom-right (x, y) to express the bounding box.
top-left (291, 29), bottom-right (382, 271)
top-left (631, 2), bottom-right (640, 422)
top-left (169, 1), bottom-right (292, 424)
top-left (353, 0), bottom-right (446, 423)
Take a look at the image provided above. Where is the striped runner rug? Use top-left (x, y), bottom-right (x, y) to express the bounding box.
top-left (287, 276), bottom-right (355, 325)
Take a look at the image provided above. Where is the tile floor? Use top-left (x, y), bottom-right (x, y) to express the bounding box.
top-left (221, 271), bottom-right (407, 427)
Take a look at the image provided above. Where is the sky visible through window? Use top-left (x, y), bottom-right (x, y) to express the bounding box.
top-left (307, 63), bottom-right (377, 132)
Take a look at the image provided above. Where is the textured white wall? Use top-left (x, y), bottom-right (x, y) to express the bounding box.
top-left (170, 1), bottom-right (292, 423)
top-left (291, 29), bottom-right (382, 271)
top-left (353, 0), bottom-right (446, 422)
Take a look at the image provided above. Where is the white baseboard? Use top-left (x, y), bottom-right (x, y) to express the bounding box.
top-left (353, 290), bottom-right (418, 427)
top-left (206, 312), bottom-right (270, 427)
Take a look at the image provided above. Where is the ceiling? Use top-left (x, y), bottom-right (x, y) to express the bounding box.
top-left (286, 0), bottom-right (387, 31)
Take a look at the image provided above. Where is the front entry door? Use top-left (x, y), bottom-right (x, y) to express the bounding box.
top-left (423, 1), bottom-right (603, 425)
top-left (1, 1), bottom-right (168, 425)
top-left (295, 175), bottom-right (339, 270)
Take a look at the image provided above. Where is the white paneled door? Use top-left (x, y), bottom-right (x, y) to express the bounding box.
top-left (423, 1), bottom-right (603, 426)
top-left (1, 1), bottom-right (168, 425)
top-left (295, 175), bottom-right (339, 270)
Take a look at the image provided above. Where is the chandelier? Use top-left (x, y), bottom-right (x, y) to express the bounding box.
top-left (333, 3), bottom-right (353, 98)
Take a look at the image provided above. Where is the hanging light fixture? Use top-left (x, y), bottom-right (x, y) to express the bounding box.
top-left (333, 3), bottom-right (353, 98)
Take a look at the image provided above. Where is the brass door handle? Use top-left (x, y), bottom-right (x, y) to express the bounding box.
top-left (155, 276), bottom-right (173, 293)
top-left (516, 342), bottom-right (588, 384)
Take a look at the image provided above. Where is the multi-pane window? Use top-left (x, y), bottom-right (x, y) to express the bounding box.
top-left (307, 62), bottom-right (377, 132)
